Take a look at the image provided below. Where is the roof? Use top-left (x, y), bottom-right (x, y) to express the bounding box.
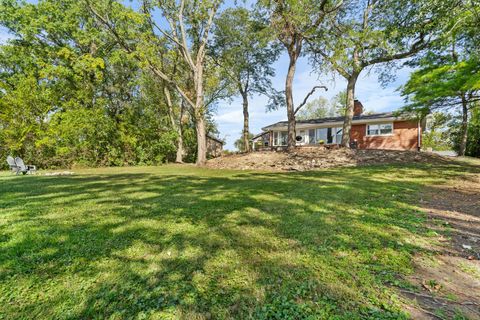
top-left (251, 131), bottom-right (269, 141)
top-left (206, 135), bottom-right (225, 145)
top-left (261, 112), bottom-right (405, 131)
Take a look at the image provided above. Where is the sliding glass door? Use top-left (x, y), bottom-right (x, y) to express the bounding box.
top-left (273, 131), bottom-right (288, 146)
top-left (273, 127), bottom-right (343, 146)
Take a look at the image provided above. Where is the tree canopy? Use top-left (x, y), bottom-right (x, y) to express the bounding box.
top-left (400, 0), bottom-right (480, 156)
top-left (1, 0), bottom-right (479, 168)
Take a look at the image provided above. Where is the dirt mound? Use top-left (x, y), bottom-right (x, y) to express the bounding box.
top-left (206, 148), bottom-right (448, 171)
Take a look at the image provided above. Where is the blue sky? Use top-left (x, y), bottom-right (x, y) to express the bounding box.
top-left (0, 21), bottom-right (413, 151)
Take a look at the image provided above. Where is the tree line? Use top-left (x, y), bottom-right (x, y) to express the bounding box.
top-left (0, 0), bottom-right (478, 169)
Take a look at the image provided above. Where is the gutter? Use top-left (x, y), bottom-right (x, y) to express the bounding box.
top-left (262, 117), bottom-right (402, 131)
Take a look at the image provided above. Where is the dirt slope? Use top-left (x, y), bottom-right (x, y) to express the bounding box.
top-left (401, 168), bottom-right (480, 319)
top-left (206, 149), bottom-right (447, 171)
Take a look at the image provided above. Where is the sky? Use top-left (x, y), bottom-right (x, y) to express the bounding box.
top-left (0, 17), bottom-right (414, 151)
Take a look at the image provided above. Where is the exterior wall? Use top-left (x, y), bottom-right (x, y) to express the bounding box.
top-left (207, 138), bottom-right (223, 158)
top-left (350, 120), bottom-right (420, 150)
top-left (266, 120), bottom-right (421, 150)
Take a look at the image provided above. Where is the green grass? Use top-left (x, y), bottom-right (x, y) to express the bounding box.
top-left (0, 161), bottom-right (478, 319)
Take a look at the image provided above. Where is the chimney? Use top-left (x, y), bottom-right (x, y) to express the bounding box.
top-left (353, 100), bottom-right (364, 116)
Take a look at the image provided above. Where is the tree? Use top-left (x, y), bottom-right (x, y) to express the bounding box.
top-left (401, 55), bottom-right (480, 155)
top-left (330, 90), bottom-right (347, 115)
top-left (309, 0), bottom-right (455, 147)
top-left (296, 94), bottom-right (343, 120)
top-left (465, 105), bottom-right (480, 157)
top-left (86, 0), bottom-right (223, 165)
top-left (213, 7), bottom-right (280, 153)
top-left (0, 0), bottom-right (197, 168)
top-left (259, 0), bottom-right (340, 148)
top-left (400, 1), bottom-right (480, 156)
top-left (234, 132), bottom-right (254, 152)
top-left (422, 112), bottom-right (453, 151)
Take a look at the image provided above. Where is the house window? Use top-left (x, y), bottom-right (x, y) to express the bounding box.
top-left (367, 123), bottom-right (393, 136)
top-left (316, 128), bottom-right (328, 144)
top-left (334, 127), bottom-right (343, 143)
top-left (308, 129), bottom-right (316, 144)
top-left (273, 131), bottom-right (287, 146)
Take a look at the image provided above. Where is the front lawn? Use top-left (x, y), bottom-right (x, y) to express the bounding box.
top-left (0, 162), bottom-right (477, 319)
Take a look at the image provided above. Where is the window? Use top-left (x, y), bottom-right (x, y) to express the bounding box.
top-left (308, 129), bottom-right (316, 144)
top-left (273, 131), bottom-right (288, 146)
top-left (367, 123), bottom-right (393, 136)
top-left (316, 128), bottom-right (328, 143)
top-left (334, 127), bottom-right (343, 143)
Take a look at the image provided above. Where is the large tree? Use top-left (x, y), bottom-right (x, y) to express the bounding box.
top-left (0, 0), bottom-right (195, 168)
top-left (86, 0), bottom-right (222, 165)
top-left (401, 55), bottom-right (479, 155)
top-left (213, 7), bottom-right (280, 152)
top-left (308, 0), bottom-right (455, 147)
top-left (259, 0), bottom-right (340, 149)
top-left (400, 0), bottom-right (480, 156)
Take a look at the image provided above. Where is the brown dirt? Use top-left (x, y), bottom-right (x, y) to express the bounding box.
top-left (400, 167), bottom-right (480, 319)
top-left (206, 148), bottom-right (448, 171)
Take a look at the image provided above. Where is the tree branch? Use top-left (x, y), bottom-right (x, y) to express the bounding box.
top-left (197, 1), bottom-right (219, 64)
top-left (363, 36), bottom-right (428, 66)
top-left (177, 0), bottom-right (196, 70)
top-left (294, 85), bottom-right (328, 115)
top-left (85, 0), bottom-right (196, 109)
top-left (143, 2), bottom-right (184, 49)
top-left (308, 44), bottom-right (351, 79)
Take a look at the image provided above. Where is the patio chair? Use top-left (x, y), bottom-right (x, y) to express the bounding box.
top-left (13, 157), bottom-right (37, 175)
top-left (6, 156), bottom-right (20, 174)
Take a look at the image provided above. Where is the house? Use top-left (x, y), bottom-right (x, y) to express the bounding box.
top-left (206, 135), bottom-right (225, 158)
top-left (252, 100), bottom-right (424, 151)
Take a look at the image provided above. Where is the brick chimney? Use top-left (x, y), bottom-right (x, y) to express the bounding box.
top-left (353, 99), bottom-right (364, 116)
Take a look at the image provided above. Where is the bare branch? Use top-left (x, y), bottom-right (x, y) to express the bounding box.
top-left (85, 0), bottom-right (196, 109)
top-left (197, 2), bottom-right (219, 64)
top-left (294, 85), bottom-right (328, 115)
top-left (143, 2), bottom-right (184, 49)
top-left (177, 0), bottom-right (196, 70)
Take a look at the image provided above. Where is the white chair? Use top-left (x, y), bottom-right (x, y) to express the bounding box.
top-left (13, 157), bottom-right (37, 175)
top-left (6, 156), bottom-right (20, 174)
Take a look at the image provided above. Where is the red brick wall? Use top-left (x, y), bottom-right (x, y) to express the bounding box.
top-left (350, 120), bottom-right (420, 150)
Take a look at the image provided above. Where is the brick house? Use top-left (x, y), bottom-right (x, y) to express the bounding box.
top-left (252, 100), bottom-right (424, 151)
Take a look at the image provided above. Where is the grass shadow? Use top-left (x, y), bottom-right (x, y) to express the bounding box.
top-left (0, 160), bottom-right (479, 319)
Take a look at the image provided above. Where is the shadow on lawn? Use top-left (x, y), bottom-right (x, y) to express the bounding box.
top-left (0, 161), bottom-right (479, 319)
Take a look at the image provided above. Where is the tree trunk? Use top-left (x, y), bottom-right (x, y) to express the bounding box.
top-left (286, 50), bottom-right (299, 149)
top-left (194, 65), bottom-right (207, 165)
top-left (459, 94), bottom-right (469, 156)
top-left (341, 73), bottom-right (359, 147)
top-left (241, 90), bottom-right (250, 153)
top-left (175, 103), bottom-right (185, 163)
top-left (163, 85), bottom-right (184, 163)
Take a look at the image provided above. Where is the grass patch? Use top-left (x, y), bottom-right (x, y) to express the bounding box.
top-left (0, 161), bottom-right (478, 319)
